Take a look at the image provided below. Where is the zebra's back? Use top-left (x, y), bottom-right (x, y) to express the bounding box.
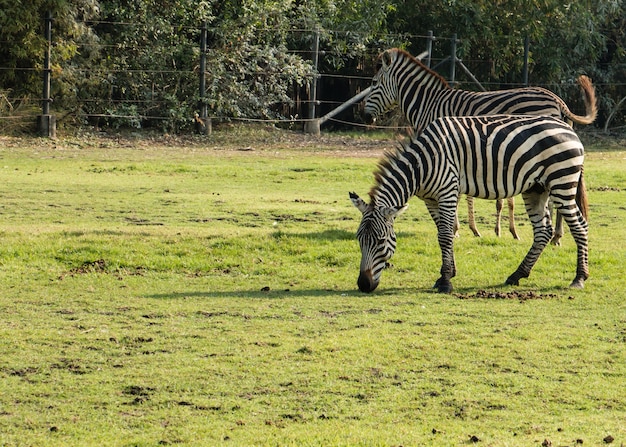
top-left (414, 88), bottom-right (564, 134)
top-left (367, 48), bottom-right (597, 133)
top-left (411, 115), bottom-right (584, 201)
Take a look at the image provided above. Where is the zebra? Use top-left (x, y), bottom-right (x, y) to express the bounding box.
top-left (363, 48), bottom-right (597, 244)
top-left (350, 115), bottom-right (589, 293)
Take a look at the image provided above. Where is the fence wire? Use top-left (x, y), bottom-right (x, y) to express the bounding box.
top-left (1, 23), bottom-right (625, 133)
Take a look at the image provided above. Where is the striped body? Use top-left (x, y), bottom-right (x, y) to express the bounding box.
top-left (364, 48), bottom-right (597, 133)
top-left (364, 48), bottom-right (597, 242)
top-left (351, 115), bottom-right (589, 293)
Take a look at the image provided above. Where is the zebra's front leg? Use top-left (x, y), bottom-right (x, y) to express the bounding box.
top-left (435, 206), bottom-right (458, 293)
top-left (425, 199), bottom-right (456, 292)
top-left (506, 191), bottom-right (552, 286)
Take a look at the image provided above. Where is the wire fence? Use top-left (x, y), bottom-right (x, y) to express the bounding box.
top-left (1, 20), bottom-right (625, 135)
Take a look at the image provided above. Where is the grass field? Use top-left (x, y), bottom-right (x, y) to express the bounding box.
top-left (0, 127), bottom-right (625, 446)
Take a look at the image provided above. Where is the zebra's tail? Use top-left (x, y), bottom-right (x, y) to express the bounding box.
top-left (562, 75), bottom-right (598, 125)
top-left (576, 169), bottom-right (589, 221)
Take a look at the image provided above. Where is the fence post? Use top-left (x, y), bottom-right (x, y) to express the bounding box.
top-left (197, 21), bottom-right (211, 134)
top-left (304, 28), bottom-right (320, 135)
top-left (449, 34), bottom-right (458, 86)
top-left (523, 35), bottom-right (529, 86)
top-left (425, 31), bottom-right (434, 68)
top-left (37, 10), bottom-right (56, 138)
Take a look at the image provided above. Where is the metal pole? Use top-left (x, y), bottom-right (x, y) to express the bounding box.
top-left (523, 35), bottom-right (529, 86)
top-left (458, 61), bottom-right (486, 92)
top-left (318, 86), bottom-right (371, 125)
top-left (38, 11), bottom-right (55, 137)
top-left (305, 28), bottom-right (321, 134)
top-left (197, 21), bottom-right (211, 134)
top-left (42, 11), bottom-right (52, 116)
top-left (449, 34), bottom-right (457, 86)
top-left (426, 31), bottom-right (434, 68)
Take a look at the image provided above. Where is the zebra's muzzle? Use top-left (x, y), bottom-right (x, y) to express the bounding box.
top-left (357, 270), bottom-right (379, 293)
top-left (363, 112), bottom-right (376, 125)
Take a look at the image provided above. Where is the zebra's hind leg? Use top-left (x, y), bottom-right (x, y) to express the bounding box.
top-left (453, 196), bottom-right (461, 237)
top-left (467, 196), bottom-right (481, 237)
top-left (551, 206), bottom-right (564, 246)
top-left (495, 198), bottom-right (519, 239)
top-left (507, 197), bottom-right (520, 240)
top-left (505, 191), bottom-right (552, 286)
top-left (556, 202), bottom-right (589, 288)
top-left (494, 199), bottom-right (503, 237)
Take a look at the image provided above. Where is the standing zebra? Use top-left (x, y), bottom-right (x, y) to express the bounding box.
top-left (350, 115), bottom-right (589, 293)
top-left (364, 48), bottom-right (596, 243)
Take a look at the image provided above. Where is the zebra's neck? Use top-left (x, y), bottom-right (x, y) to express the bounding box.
top-left (370, 145), bottom-right (423, 209)
top-left (396, 61), bottom-right (449, 132)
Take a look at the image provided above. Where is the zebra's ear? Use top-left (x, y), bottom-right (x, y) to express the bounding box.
top-left (382, 204), bottom-right (408, 220)
top-left (382, 50), bottom-right (392, 69)
top-left (350, 192), bottom-right (369, 214)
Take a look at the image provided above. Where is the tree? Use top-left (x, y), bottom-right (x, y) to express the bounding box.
top-left (205, 0), bottom-right (313, 120)
top-left (0, 0), bottom-right (99, 106)
top-left (1, 0), bottom-right (623, 131)
top-left (81, 0), bottom-right (207, 130)
top-left (383, 0), bottom-right (626, 127)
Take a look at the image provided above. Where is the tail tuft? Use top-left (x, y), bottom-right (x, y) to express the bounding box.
top-left (570, 75), bottom-right (598, 125)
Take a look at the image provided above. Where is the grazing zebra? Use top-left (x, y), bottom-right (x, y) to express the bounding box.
top-left (364, 48), bottom-right (597, 244)
top-left (350, 115), bottom-right (589, 293)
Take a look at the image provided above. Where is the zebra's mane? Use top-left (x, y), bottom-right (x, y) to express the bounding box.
top-left (369, 142), bottom-right (414, 202)
top-left (385, 48), bottom-right (450, 88)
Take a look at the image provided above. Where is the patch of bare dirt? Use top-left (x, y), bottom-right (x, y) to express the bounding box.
top-left (67, 259), bottom-right (108, 275)
top-left (2, 124), bottom-right (403, 158)
top-left (455, 289), bottom-right (560, 302)
top-left (59, 259), bottom-right (149, 280)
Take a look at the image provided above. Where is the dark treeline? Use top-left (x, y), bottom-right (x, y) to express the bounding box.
top-left (0, 0), bottom-right (624, 132)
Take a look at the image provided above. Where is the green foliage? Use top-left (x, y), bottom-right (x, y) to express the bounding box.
top-left (0, 0), bottom-right (625, 131)
top-left (386, 0), bottom-right (621, 80)
top-left (380, 0), bottom-right (626, 127)
top-left (205, 43), bottom-right (312, 119)
top-left (0, 0), bottom-right (99, 94)
top-left (298, 0), bottom-right (396, 69)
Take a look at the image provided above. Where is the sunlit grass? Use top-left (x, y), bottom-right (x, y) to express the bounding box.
top-left (0, 131), bottom-right (624, 446)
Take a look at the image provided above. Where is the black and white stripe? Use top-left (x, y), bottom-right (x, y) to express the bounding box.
top-left (364, 48), bottom-right (597, 243)
top-left (364, 48), bottom-right (597, 133)
top-left (349, 194), bottom-right (404, 292)
top-left (351, 115), bottom-right (589, 293)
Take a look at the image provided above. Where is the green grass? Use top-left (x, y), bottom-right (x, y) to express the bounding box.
top-left (0, 129), bottom-right (625, 446)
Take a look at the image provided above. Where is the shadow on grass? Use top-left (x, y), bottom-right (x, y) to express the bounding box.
top-left (270, 229), bottom-right (418, 241)
top-left (144, 282), bottom-right (567, 300)
top-left (272, 228), bottom-right (355, 241)
top-left (147, 288), bottom-right (363, 300)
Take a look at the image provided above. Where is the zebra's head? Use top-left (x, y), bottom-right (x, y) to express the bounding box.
top-left (364, 49), bottom-right (398, 125)
top-left (350, 192), bottom-right (407, 293)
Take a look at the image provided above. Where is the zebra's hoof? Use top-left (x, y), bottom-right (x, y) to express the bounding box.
top-left (569, 278), bottom-right (585, 289)
top-left (434, 278), bottom-right (453, 293)
top-left (433, 277), bottom-right (449, 289)
top-left (505, 275), bottom-right (520, 286)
